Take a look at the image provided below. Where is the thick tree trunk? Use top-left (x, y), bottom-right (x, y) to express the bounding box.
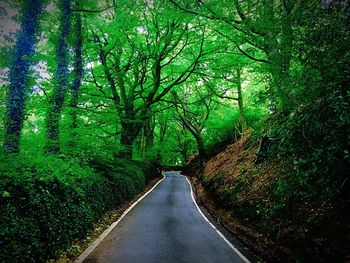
top-left (195, 135), bottom-right (206, 172)
top-left (3, 0), bottom-right (43, 153)
top-left (140, 118), bottom-right (154, 158)
top-left (121, 123), bottom-right (135, 159)
top-left (45, 0), bottom-right (71, 154)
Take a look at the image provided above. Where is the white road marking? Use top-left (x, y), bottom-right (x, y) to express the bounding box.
top-left (77, 171), bottom-right (250, 263)
top-left (76, 174), bottom-right (166, 263)
top-left (179, 172), bottom-right (251, 263)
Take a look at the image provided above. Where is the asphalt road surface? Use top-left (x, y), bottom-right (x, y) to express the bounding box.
top-left (82, 171), bottom-right (251, 263)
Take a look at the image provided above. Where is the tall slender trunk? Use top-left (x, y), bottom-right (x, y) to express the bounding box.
top-left (69, 6), bottom-right (83, 146)
top-left (140, 127), bottom-right (146, 158)
top-left (264, 1), bottom-right (293, 113)
top-left (278, 10), bottom-right (293, 112)
top-left (236, 68), bottom-right (246, 133)
top-left (3, 0), bottom-right (43, 153)
top-left (145, 116), bottom-right (155, 148)
top-left (45, 0), bottom-right (72, 154)
top-left (159, 116), bottom-right (168, 144)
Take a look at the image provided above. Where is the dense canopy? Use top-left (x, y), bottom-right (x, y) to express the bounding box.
top-left (0, 0), bottom-right (349, 262)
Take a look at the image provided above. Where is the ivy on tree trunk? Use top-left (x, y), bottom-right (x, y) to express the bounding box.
top-left (69, 4), bottom-right (83, 146)
top-left (45, 0), bottom-right (72, 154)
top-left (3, 0), bottom-right (43, 153)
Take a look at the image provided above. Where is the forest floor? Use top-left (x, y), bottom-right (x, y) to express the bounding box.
top-left (184, 130), bottom-right (350, 262)
top-left (49, 174), bottom-right (164, 263)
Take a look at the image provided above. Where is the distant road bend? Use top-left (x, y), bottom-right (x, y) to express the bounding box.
top-left (80, 171), bottom-right (253, 263)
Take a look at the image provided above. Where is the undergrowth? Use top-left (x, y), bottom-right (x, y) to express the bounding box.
top-left (198, 121), bottom-right (350, 261)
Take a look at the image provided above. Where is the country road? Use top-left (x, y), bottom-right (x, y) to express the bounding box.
top-left (80, 172), bottom-right (253, 263)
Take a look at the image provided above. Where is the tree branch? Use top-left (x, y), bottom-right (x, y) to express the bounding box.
top-left (72, 6), bottom-right (116, 13)
top-left (236, 45), bottom-right (270, 63)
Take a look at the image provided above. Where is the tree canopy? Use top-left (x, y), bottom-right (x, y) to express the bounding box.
top-left (0, 0), bottom-right (348, 169)
top-left (1, 0), bottom-right (350, 261)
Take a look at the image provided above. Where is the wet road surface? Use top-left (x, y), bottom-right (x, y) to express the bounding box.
top-left (82, 171), bottom-right (251, 263)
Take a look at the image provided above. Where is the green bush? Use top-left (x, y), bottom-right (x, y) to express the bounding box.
top-left (269, 87), bottom-right (350, 202)
top-left (0, 154), bottom-right (159, 262)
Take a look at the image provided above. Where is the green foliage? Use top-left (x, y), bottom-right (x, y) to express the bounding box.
top-left (0, 153), bottom-right (159, 262)
top-left (267, 1), bottom-right (350, 204)
top-left (205, 106), bottom-right (266, 152)
top-left (269, 89), bottom-right (350, 202)
top-left (1, 0), bottom-right (349, 261)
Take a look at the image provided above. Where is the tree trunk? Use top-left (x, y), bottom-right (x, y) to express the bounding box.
top-left (121, 123), bottom-right (135, 159)
top-left (140, 127), bottom-right (146, 158)
top-left (195, 135), bottom-right (206, 172)
top-left (145, 116), bottom-right (155, 148)
top-left (69, 3), bottom-right (83, 146)
top-left (140, 117), bottom-right (154, 158)
top-left (159, 116), bottom-right (168, 144)
top-left (3, 0), bottom-right (43, 153)
top-left (236, 68), bottom-right (246, 134)
top-left (181, 140), bottom-right (190, 163)
top-left (45, 0), bottom-right (72, 154)
top-left (278, 9), bottom-right (293, 111)
top-left (264, 1), bottom-right (293, 113)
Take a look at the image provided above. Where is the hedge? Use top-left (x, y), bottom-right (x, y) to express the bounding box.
top-left (0, 155), bottom-right (160, 262)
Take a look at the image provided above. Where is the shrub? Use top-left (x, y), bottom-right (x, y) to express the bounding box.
top-left (0, 154), bottom-right (159, 262)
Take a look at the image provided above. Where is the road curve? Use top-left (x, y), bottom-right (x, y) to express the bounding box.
top-left (82, 171), bottom-right (250, 263)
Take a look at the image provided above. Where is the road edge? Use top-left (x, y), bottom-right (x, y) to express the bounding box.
top-left (179, 172), bottom-right (251, 263)
top-left (75, 173), bottom-right (166, 263)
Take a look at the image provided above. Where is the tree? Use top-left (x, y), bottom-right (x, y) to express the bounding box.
top-left (170, 0), bottom-right (302, 112)
top-left (88, 1), bottom-right (206, 159)
top-left (3, 0), bottom-right (43, 153)
top-left (174, 127), bottom-right (191, 163)
top-left (45, 0), bottom-right (72, 154)
top-left (200, 64), bottom-right (247, 134)
top-left (139, 114), bottom-right (155, 158)
top-left (173, 86), bottom-right (213, 171)
top-left (69, 2), bottom-right (83, 145)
